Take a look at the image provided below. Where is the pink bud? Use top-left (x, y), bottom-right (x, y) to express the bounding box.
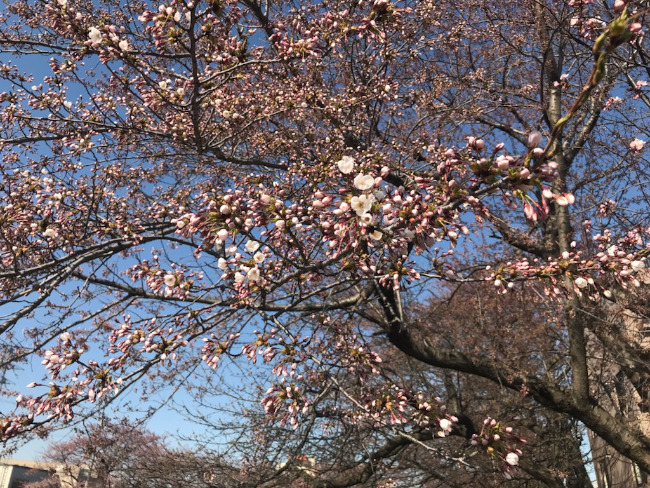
top-left (495, 156), bottom-right (510, 170)
top-left (630, 22), bottom-right (642, 33)
top-left (528, 131), bottom-right (542, 148)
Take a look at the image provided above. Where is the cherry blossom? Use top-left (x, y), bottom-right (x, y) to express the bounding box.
top-left (630, 138), bottom-right (646, 151)
top-left (505, 452), bottom-right (519, 466)
top-left (0, 0), bottom-right (646, 482)
top-left (88, 27), bottom-right (102, 45)
top-left (353, 173), bottom-right (375, 191)
top-left (337, 156), bottom-right (355, 174)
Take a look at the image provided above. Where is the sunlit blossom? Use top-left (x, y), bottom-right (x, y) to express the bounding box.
top-left (353, 173), bottom-right (375, 191)
top-left (630, 138), bottom-right (646, 151)
top-left (631, 260), bottom-right (645, 272)
top-left (247, 267), bottom-right (261, 282)
top-left (359, 213), bottom-right (373, 225)
top-left (88, 27), bottom-right (102, 45)
top-left (43, 227), bottom-right (58, 238)
top-left (350, 194), bottom-right (375, 216)
top-left (163, 274), bottom-right (176, 287)
top-left (337, 155), bottom-right (355, 174)
top-left (245, 240), bottom-right (261, 253)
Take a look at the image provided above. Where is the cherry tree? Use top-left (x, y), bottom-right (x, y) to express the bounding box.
top-left (0, 0), bottom-right (648, 484)
top-left (24, 419), bottom-right (244, 488)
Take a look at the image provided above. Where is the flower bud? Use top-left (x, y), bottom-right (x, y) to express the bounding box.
top-left (528, 130), bottom-right (542, 148)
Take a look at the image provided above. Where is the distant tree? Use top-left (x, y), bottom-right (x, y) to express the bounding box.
top-left (24, 419), bottom-right (244, 488)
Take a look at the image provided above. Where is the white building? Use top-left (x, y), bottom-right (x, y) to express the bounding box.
top-left (0, 460), bottom-right (90, 488)
top-left (0, 460), bottom-right (52, 488)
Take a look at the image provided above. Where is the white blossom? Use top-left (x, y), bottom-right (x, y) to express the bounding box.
top-left (439, 418), bottom-right (452, 432)
top-left (574, 277), bottom-right (588, 289)
top-left (217, 229), bottom-right (229, 241)
top-left (245, 240), bottom-right (261, 253)
top-left (505, 452), bottom-right (519, 466)
top-left (163, 274), bottom-right (176, 287)
top-left (118, 39), bottom-right (129, 51)
top-left (88, 27), bottom-right (102, 45)
top-left (631, 260), bottom-right (645, 272)
top-left (350, 194), bottom-right (375, 216)
top-left (43, 227), bottom-right (58, 238)
top-left (353, 173), bottom-right (375, 191)
top-left (247, 267), bottom-right (261, 282)
top-left (337, 155), bottom-right (355, 174)
top-left (359, 213), bottom-right (373, 225)
top-left (630, 138), bottom-right (646, 151)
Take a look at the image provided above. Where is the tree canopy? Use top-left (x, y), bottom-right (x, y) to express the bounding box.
top-left (0, 0), bottom-right (649, 485)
